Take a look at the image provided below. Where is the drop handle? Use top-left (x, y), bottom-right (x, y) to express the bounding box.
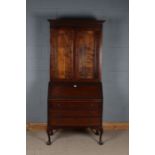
top-left (73, 84), bottom-right (77, 88)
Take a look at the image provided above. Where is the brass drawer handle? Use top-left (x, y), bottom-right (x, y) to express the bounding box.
top-left (73, 84), bottom-right (77, 88)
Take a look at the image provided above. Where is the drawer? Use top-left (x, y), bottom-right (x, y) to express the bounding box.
top-left (49, 101), bottom-right (100, 110)
top-left (49, 109), bottom-right (100, 117)
top-left (49, 117), bottom-right (100, 126)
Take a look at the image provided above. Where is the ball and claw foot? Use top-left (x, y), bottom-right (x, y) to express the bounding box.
top-left (98, 141), bottom-right (104, 145)
top-left (46, 141), bottom-right (52, 145)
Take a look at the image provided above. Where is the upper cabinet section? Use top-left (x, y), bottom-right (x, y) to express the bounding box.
top-left (49, 18), bottom-right (105, 82)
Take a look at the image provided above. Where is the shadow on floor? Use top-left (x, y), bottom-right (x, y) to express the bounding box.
top-left (88, 129), bottom-right (127, 144)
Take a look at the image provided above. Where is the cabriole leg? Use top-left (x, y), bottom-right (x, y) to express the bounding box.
top-left (95, 129), bottom-right (99, 135)
top-left (98, 128), bottom-right (104, 145)
top-left (46, 130), bottom-right (53, 145)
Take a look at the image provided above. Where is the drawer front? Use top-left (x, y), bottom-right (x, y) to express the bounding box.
top-left (49, 101), bottom-right (101, 110)
top-left (49, 109), bottom-right (100, 117)
top-left (49, 117), bottom-right (100, 126)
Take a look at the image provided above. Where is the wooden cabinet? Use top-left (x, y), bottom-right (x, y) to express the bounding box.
top-left (47, 18), bottom-right (105, 145)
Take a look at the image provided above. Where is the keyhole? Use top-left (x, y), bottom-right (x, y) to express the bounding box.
top-left (73, 84), bottom-right (77, 88)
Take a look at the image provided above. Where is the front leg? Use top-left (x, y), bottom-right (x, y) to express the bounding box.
top-left (98, 128), bottom-right (104, 145)
top-left (95, 129), bottom-right (99, 135)
top-left (46, 129), bottom-right (53, 145)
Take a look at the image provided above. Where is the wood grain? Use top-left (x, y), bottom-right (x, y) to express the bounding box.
top-left (51, 29), bottom-right (74, 79)
top-left (50, 19), bottom-right (102, 82)
top-left (76, 30), bottom-right (96, 79)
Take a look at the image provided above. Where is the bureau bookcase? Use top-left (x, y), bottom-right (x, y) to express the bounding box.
top-left (47, 18), bottom-right (105, 145)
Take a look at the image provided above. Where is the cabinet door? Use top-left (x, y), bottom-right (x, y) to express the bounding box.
top-left (51, 28), bottom-right (74, 80)
top-left (75, 29), bottom-right (99, 80)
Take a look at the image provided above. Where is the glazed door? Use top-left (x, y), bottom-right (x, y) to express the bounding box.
top-left (50, 28), bottom-right (74, 80)
top-left (75, 29), bottom-right (99, 81)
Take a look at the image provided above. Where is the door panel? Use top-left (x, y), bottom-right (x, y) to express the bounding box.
top-left (51, 29), bottom-right (74, 80)
top-left (75, 30), bottom-right (97, 80)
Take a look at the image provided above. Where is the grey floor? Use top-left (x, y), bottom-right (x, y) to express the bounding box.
top-left (27, 129), bottom-right (129, 155)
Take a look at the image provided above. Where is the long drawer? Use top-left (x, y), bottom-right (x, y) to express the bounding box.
top-left (49, 109), bottom-right (100, 117)
top-left (48, 100), bottom-right (101, 110)
top-left (49, 117), bottom-right (100, 126)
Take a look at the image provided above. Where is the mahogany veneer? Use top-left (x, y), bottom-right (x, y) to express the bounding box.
top-left (47, 18), bottom-right (105, 145)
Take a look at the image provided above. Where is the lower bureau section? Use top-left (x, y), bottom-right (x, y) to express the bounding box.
top-left (49, 117), bottom-right (100, 126)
